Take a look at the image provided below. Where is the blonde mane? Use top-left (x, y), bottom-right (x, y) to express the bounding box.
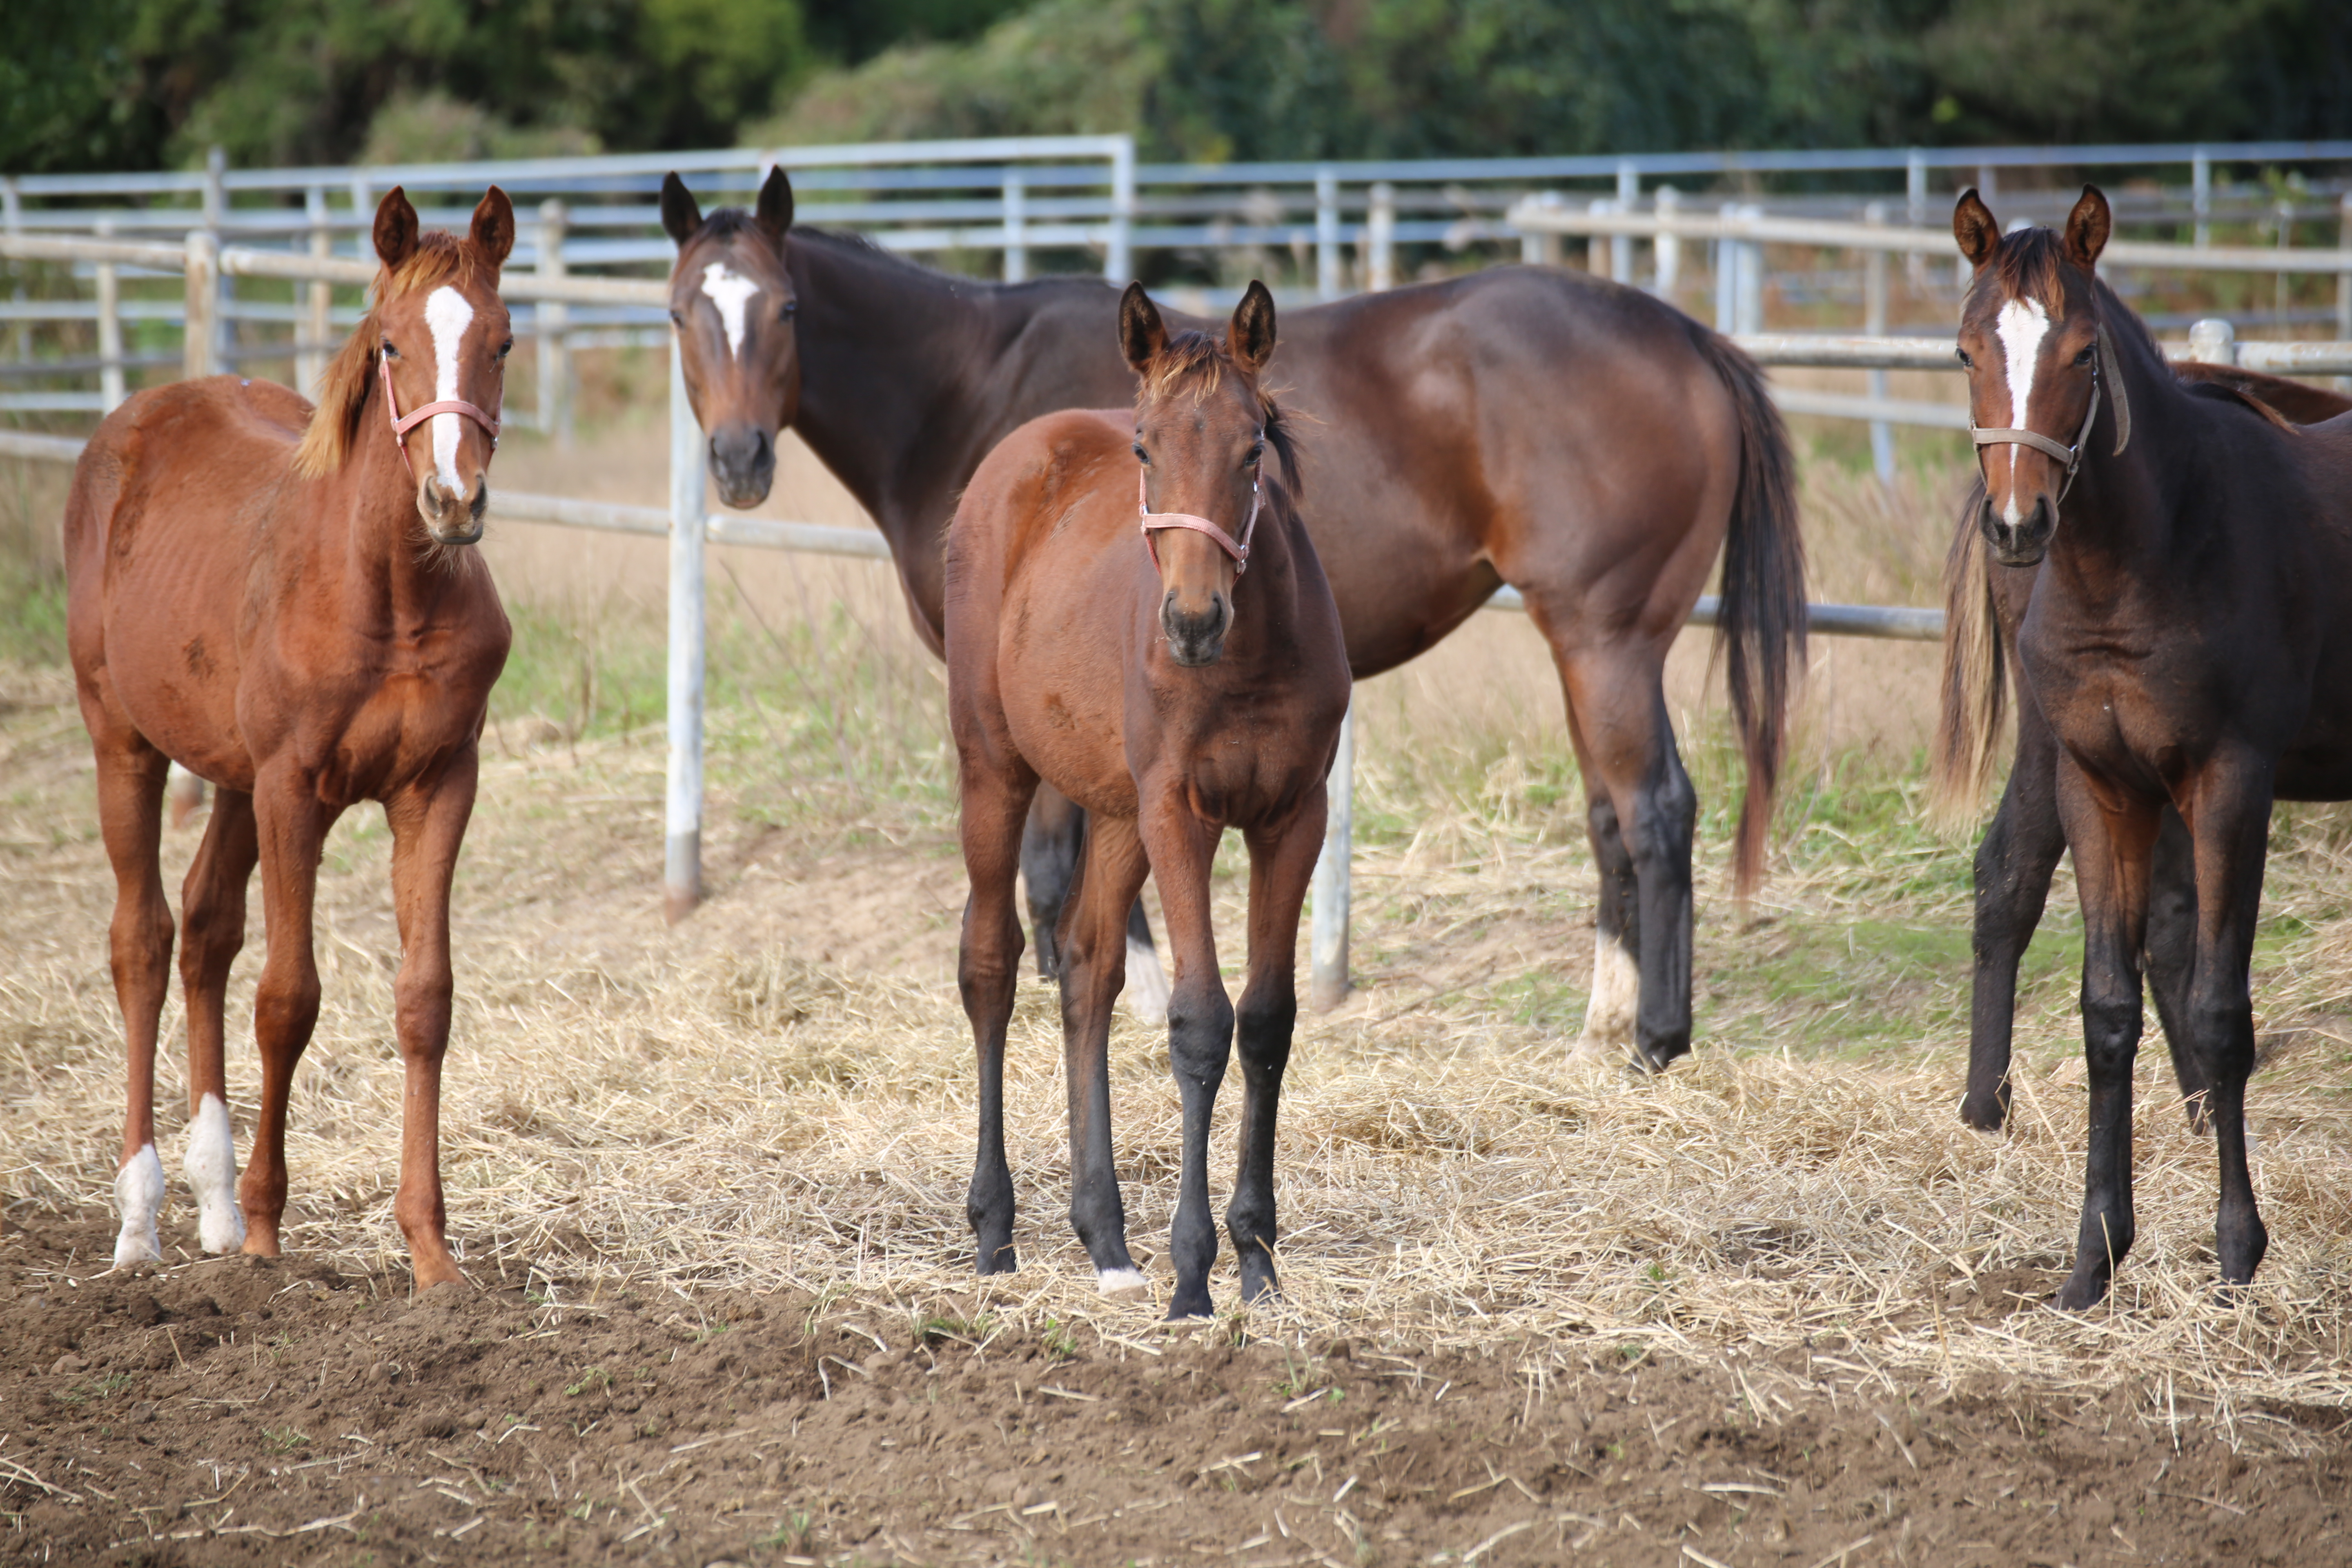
top-left (292, 232), bottom-right (499, 479)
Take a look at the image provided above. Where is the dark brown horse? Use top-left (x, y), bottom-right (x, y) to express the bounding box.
top-left (67, 189), bottom-right (515, 1286)
top-left (1940, 364), bottom-right (2352, 1136)
top-left (660, 169), bottom-right (1805, 1071)
top-left (1940, 185), bottom-right (2352, 1307)
top-left (947, 282), bottom-right (1349, 1317)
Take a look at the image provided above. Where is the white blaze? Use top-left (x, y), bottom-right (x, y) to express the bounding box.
top-left (1993, 297), bottom-right (2051, 527)
top-left (700, 263), bottom-right (761, 359)
top-left (114, 1143), bottom-right (165, 1269)
top-left (185, 1091), bottom-right (245, 1254)
top-left (422, 286), bottom-right (476, 495)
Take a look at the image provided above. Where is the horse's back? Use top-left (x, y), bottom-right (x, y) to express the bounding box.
top-left (948, 408), bottom-right (1132, 600)
top-left (68, 376), bottom-right (309, 569)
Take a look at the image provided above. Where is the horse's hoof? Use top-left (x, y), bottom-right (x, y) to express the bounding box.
top-left (2053, 1273), bottom-right (2109, 1312)
top-left (1165, 1288), bottom-right (1215, 1321)
top-left (1958, 1096), bottom-right (2007, 1133)
top-left (975, 1241), bottom-right (1018, 1277)
top-left (1096, 1267), bottom-right (1150, 1301)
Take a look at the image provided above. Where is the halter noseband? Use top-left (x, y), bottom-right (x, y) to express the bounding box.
top-left (1969, 323), bottom-right (2131, 503)
top-left (1138, 463), bottom-right (1262, 577)
top-left (379, 351), bottom-right (501, 480)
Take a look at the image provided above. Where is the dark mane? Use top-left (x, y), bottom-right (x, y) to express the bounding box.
top-left (1136, 328), bottom-right (1304, 499)
top-left (1975, 225), bottom-right (2162, 363)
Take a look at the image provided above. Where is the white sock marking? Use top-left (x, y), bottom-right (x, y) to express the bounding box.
top-left (114, 1143), bottom-right (165, 1269)
top-left (1096, 1267), bottom-right (1149, 1298)
top-left (1572, 931), bottom-right (1641, 1062)
top-left (422, 286), bottom-right (476, 496)
top-left (700, 263), bottom-right (760, 359)
top-left (1994, 297), bottom-right (2051, 527)
top-left (184, 1091), bottom-right (245, 1254)
top-left (1123, 934), bottom-right (1173, 1022)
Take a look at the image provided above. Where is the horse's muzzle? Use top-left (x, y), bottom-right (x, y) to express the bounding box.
top-left (1161, 592), bottom-right (1231, 667)
top-left (1980, 492), bottom-right (2054, 568)
top-left (709, 425), bottom-right (776, 509)
top-left (418, 474), bottom-right (489, 546)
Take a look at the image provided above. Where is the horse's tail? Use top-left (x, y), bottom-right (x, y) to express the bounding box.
top-left (1929, 478), bottom-right (2006, 826)
top-left (1692, 326), bottom-right (1807, 903)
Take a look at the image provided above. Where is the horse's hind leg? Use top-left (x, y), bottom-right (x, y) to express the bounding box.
top-left (963, 764), bottom-right (1037, 1276)
top-left (1053, 813), bottom-right (1151, 1297)
top-left (1962, 704), bottom-right (2067, 1131)
top-left (2143, 804), bottom-right (2209, 1133)
top-left (1551, 642), bottom-right (1694, 1071)
top-left (1572, 792), bottom-right (1641, 1062)
top-left (84, 720), bottom-right (174, 1267)
top-left (178, 788), bottom-right (257, 1254)
top-left (384, 753), bottom-right (481, 1290)
top-left (1228, 795), bottom-right (1326, 1304)
top-left (240, 766), bottom-right (334, 1261)
top-left (1025, 787), bottom-right (1169, 1019)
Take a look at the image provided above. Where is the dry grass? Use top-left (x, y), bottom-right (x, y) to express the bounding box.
top-left (7, 436), bottom-right (2352, 1460)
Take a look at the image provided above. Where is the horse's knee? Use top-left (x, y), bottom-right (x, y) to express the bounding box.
top-left (253, 960), bottom-right (322, 1047)
top-left (2187, 991), bottom-right (2255, 1079)
top-left (393, 959), bottom-right (455, 1053)
top-left (2080, 991), bottom-right (2140, 1076)
top-left (1235, 992), bottom-right (1295, 1071)
top-left (1167, 987), bottom-right (1235, 1084)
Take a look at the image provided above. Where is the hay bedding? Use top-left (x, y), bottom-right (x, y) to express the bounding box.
top-left (6, 667), bottom-right (2352, 1561)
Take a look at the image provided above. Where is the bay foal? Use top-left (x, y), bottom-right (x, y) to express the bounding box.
top-left (1943, 186), bottom-right (2352, 1307)
top-left (67, 189), bottom-right (515, 1285)
top-left (946, 283), bottom-right (1349, 1318)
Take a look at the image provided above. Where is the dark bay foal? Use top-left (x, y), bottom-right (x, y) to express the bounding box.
top-left (1944, 185), bottom-right (2352, 1308)
top-left (944, 282), bottom-right (1349, 1318)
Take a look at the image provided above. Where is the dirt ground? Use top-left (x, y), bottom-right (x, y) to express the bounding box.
top-left (8, 1212), bottom-right (2350, 1568)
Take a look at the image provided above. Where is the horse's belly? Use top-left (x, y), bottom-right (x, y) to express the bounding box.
top-left (102, 617), bottom-right (257, 790)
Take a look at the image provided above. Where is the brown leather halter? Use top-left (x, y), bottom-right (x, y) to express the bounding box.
top-left (1969, 323), bottom-right (2131, 505)
top-left (380, 352), bottom-right (501, 480)
top-left (1138, 463), bottom-right (1262, 577)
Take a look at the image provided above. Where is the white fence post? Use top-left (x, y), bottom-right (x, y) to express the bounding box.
top-left (1612, 160), bottom-right (1637, 284)
top-left (1737, 206), bottom-right (1765, 334)
top-left (1864, 200), bottom-right (1894, 483)
top-left (1316, 168), bottom-right (1341, 300)
top-left (1309, 700), bottom-right (1354, 1012)
top-left (2188, 317), bottom-right (2236, 365)
top-left (298, 187), bottom-right (330, 399)
top-left (203, 146), bottom-right (229, 368)
top-left (183, 231), bottom-right (217, 380)
top-left (1002, 169), bottom-right (1027, 284)
top-left (1905, 149), bottom-right (1927, 292)
top-left (537, 200), bottom-right (572, 445)
top-left (1367, 182), bottom-right (1395, 291)
top-left (1654, 185), bottom-right (1680, 297)
top-left (94, 220), bottom-right (125, 412)
top-left (1107, 141), bottom-right (1135, 283)
top-left (665, 336), bottom-right (708, 924)
top-left (2338, 193), bottom-right (2351, 393)
top-left (2193, 148), bottom-right (2212, 249)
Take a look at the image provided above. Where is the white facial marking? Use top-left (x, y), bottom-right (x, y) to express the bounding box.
top-left (1123, 934), bottom-right (1172, 1022)
top-left (1096, 1267), bottom-right (1150, 1299)
top-left (700, 262), bottom-right (761, 359)
top-left (114, 1143), bottom-right (165, 1269)
top-left (185, 1092), bottom-right (246, 1254)
top-left (1994, 297), bottom-right (2052, 526)
top-left (1571, 932), bottom-right (1641, 1065)
top-left (423, 286), bottom-right (476, 495)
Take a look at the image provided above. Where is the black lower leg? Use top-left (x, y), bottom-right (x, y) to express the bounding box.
top-left (1165, 988), bottom-right (1234, 1320)
top-left (1021, 796), bottom-right (1084, 981)
top-left (2058, 993), bottom-right (2139, 1310)
top-left (2143, 808), bottom-right (2208, 1131)
top-left (1226, 989), bottom-right (1296, 1303)
top-left (1630, 738), bottom-right (1696, 1070)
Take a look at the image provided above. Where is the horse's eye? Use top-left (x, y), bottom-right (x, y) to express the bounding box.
top-left (1132, 443), bottom-right (1149, 463)
top-left (2074, 346), bottom-right (2094, 366)
top-left (1245, 442), bottom-right (1264, 466)
top-left (381, 339), bottom-right (399, 359)
top-left (498, 339), bottom-right (514, 359)
top-left (667, 309), bottom-right (684, 328)
top-left (1955, 348), bottom-right (1973, 369)
top-left (779, 302), bottom-right (798, 320)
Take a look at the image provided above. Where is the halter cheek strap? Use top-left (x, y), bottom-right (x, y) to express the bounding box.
top-left (379, 352), bottom-right (501, 480)
top-left (1138, 464), bottom-right (1262, 577)
top-left (1969, 325), bottom-right (2131, 503)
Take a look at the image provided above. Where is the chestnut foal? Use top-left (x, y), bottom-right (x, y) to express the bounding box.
top-left (945, 282), bottom-right (1348, 1318)
top-left (67, 188), bottom-right (515, 1285)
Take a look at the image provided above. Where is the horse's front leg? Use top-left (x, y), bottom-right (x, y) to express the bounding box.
top-left (1963, 693), bottom-right (2067, 1130)
top-left (1228, 791), bottom-right (1326, 1305)
top-left (241, 764), bottom-right (337, 1261)
top-left (1140, 795), bottom-right (1231, 1320)
top-left (959, 762), bottom-right (1036, 1277)
top-left (383, 749), bottom-right (482, 1290)
top-left (1053, 813), bottom-right (1152, 1296)
top-left (2052, 762), bottom-right (2157, 1311)
top-left (2179, 757), bottom-right (2276, 1293)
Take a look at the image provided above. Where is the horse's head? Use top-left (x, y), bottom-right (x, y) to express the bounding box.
top-left (663, 169), bottom-right (798, 508)
top-left (1954, 184), bottom-right (2118, 567)
top-left (338, 187), bottom-right (513, 546)
top-left (1122, 279), bottom-right (1288, 668)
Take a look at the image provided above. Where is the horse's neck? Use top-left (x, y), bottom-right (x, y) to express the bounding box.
top-left (788, 239), bottom-right (1121, 546)
top-left (311, 435), bottom-right (487, 628)
top-left (2046, 336), bottom-right (2205, 589)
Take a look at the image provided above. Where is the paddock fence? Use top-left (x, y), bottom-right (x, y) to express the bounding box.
top-left (10, 201), bottom-right (2352, 1008)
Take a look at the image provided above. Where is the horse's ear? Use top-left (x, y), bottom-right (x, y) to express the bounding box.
top-left (470, 186), bottom-right (515, 269)
top-left (1229, 279), bottom-right (1277, 373)
top-left (661, 173), bottom-right (704, 247)
top-left (1953, 188), bottom-right (2001, 272)
top-left (755, 167), bottom-right (794, 247)
top-left (2064, 185), bottom-right (2111, 270)
top-left (1119, 282), bottom-right (1166, 374)
top-left (374, 187), bottom-right (419, 270)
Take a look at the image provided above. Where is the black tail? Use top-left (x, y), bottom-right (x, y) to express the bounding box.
top-left (1690, 326), bottom-right (1807, 902)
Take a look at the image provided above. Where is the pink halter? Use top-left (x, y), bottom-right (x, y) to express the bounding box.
top-left (380, 351), bottom-right (501, 479)
top-left (1138, 465), bottom-right (1261, 577)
